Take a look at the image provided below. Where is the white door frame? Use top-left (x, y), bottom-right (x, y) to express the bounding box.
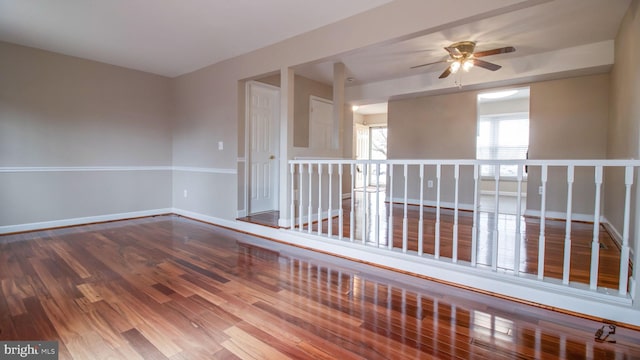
top-left (245, 81), bottom-right (280, 215)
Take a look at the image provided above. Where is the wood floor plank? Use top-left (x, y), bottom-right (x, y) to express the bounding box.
top-left (1, 215), bottom-right (639, 359)
top-left (222, 325), bottom-right (292, 360)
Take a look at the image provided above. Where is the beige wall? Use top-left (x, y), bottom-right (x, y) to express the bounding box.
top-left (526, 74), bottom-right (609, 216)
top-left (386, 74), bottom-right (610, 212)
top-left (605, 0), bottom-right (640, 252)
top-left (0, 42), bottom-right (173, 227)
top-left (388, 91), bottom-right (477, 205)
top-left (171, 0), bottom-right (520, 222)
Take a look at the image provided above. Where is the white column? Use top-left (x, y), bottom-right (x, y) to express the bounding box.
top-left (278, 67), bottom-right (294, 227)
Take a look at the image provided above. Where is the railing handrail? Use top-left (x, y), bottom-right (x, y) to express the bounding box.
top-left (290, 158), bottom-right (640, 167)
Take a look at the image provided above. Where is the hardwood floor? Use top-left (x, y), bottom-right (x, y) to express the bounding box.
top-left (237, 211), bottom-right (280, 228)
top-left (303, 191), bottom-right (626, 290)
top-left (1, 215), bottom-right (639, 359)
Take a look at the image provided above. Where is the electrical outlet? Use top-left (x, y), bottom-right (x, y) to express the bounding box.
top-left (427, 180), bottom-right (434, 188)
top-left (183, 189), bottom-right (188, 198)
top-left (538, 186), bottom-right (543, 195)
top-left (218, 141), bottom-right (224, 150)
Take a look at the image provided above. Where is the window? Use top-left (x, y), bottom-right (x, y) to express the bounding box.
top-left (477, 113), bottom-right (529, 177)
top-left (476, 87), bottom-right (530, 178)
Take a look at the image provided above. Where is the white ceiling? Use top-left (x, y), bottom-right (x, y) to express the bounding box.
top-left (0, 0), bottom-right (632, 102)
top-left (295, 0), bottom-right (631, 102)
top-left (0, 0), bottom-right (391, 77)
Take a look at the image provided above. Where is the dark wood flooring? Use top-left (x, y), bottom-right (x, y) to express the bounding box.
top-left (298, 192), bottom-right (627, 290)
top-left (1, 215), bottom-right (639, 359)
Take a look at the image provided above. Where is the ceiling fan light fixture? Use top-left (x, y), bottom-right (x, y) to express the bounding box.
top-left (450, 61), bottom-right (461, 74)
top-left (463, 59), bottom-right (474, 71)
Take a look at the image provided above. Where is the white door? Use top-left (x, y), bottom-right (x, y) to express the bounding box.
top-left (309, 97), bottom-right (334, 150)
top-left (248, 82), bottom-right (279, 214)
top-left (355, 123), bottom-right (369, 188)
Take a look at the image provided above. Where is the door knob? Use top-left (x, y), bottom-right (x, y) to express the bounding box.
top-left (269, 155), bottom-right (275, 159)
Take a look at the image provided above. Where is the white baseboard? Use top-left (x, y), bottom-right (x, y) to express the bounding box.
top-left (523, 209), bottom-right (598, 223)
top-left (171, 208), bottom-right (238, 229)
top-left (342, 193), bottom-right (351, 200)
top-left (0, 208), bottom-right (173, 234)
top-left (236, 209), bottom-right (247, 218)
top-left (481, 190), bottom-right (527, 198)
top-left (601, 216), bottom-right (634, 261)
top-left (387, 196), bottom-right (475, 211)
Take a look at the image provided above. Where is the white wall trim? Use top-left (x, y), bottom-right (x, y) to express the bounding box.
top-left (172, 166), bottom-right (236, 174)
top-left (0, 166), bottom-right (237, 174)
top-left (0, 208), bottom-right (172, 234)
top-left (0, 166), bottom-right (172, 173)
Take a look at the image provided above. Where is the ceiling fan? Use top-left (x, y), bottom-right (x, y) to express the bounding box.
top-left (411, 41), bottom-right (515, 79)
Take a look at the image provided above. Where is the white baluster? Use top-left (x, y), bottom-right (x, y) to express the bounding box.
top-left (418, 164), bottom-right (424, 256)
top-left (328, 164), bottom-right (334, 238)
top-left (290, 163), bottom-right (295, 230)
top-left (402, 164), bottom-right (408, 253)
top-left (350, 163), bottom-right (355, 242)
top-left (619, 166), bottom-right (633, 295)
top-left (562, 165), bottom-right (574, 285)
top-left (299, 163), bottom-right (304, 231)
top-left (308, 162), bottom-right (313, 234)
top-left (492, 166), bottom-right (500, 271)
top-left (317, 163), bottom-right (323, 235)
top-left (375, 163), bottom-right (380, 247)
top-left (472, 164), bottom-right (479, 267)
top-left (453, 164), bottom-right (460, 263)
top-left (362, 162), bottom-right (368, 245)
top-left (435, 164), bottom-right (441, 259)
top-left (388, 164), bottom-right (394, 250)
top-left (514, 165), bottom-right (523, 275)
top-left (538, 165), bottom-right (548, 280)
top-left (590, 166), bottom-right (603, 290)
top-left (338, 164), bottom-right (344, 240)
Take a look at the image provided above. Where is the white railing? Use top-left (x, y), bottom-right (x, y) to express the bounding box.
top-left (288, 159), bottom-right (640, 304)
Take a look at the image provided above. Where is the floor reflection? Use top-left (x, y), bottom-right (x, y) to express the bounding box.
top-left (306, 190), bottom-right (623, 289)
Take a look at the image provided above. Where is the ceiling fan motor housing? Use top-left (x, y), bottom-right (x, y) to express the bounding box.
top-left (448, 41), bottom-right (476, 58)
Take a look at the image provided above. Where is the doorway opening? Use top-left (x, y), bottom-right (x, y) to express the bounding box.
top-left (353, 103), bottom-right (388, 189)
top-left (476, 87), bottom-right (530, 215)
